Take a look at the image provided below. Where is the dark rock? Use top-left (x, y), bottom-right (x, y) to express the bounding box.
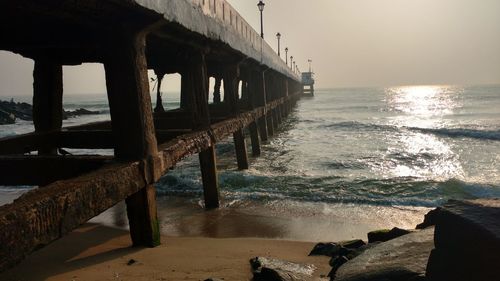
top-left (64, 108), bottom-right (99, 118)
top-left (344, 242), bottom-right (380, 260)
top-left (126, 259), bottom-right (137, 265)
top-left (0, 100), bottom-right (33, 121)
top-left (339, 239), bottom-right (366, 249)
top-left (204, 278), bottom-right (224, 281)
top-left (327, 256), bottom-right (349, 278)
top-left (0, 99), bottom-right (99, 123)
top-left (426, 199), bottom-right (500, 281)
top-left (250, 257), bottom-right (317, 281)
top-left (416, 208), bottom-right (441, 229)
top-left (367, 227), bottom-right (412, 243)
top-left (309, 242), bottom-right (342, 256)
top-left (0, 109), bottom-right (16, 125)
top-left (334, 228), bottom-right (434, 281)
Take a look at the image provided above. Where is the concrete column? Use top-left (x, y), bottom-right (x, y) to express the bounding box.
top-left (267, 111), bottom-right (275, 136)
top-left (249, 122), bottom-right (261, 157)
top-left (104, 31), bottom-right (160, 247)
top-left (199, 146), bottom-right (219, 209)
top-left (233, 129), bottom-right (249, 170)
top-left (153, 71), bottom-right (165, 113)
top-left (213, 76), bottom-right (222, 104)
top-left (247, 70), bottom-right (261, 157)
top-left (180, 74), bottom-right (189, 109)
top-left (32, 58), bottom-right (63, 155)
top-left (183, 52), bottom-right (219, 209)
top-left (223, 64), bottom-right (240, 115)
top-left (256, 70), bottom-right (268, 141)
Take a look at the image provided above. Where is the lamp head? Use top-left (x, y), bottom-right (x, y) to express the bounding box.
top-left (276, 32), bottom-right (281, 39)
top-left (257, 1), bottom-right (265, 12)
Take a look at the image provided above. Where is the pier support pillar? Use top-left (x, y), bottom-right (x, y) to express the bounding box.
top-left (213, 75), bottom-right (222, 104)
top-left (153, 71), bottom-right (165, 113)
top-left (257, 70), bottom-right (269, 141)
top-left (249, 121), bottom-right (261, 157)
top-left (223, 64), bottom-right (240, 115)
top-left (184, 51), bottom-right (219, 208)
top-left (104, 31), bottom-right (160, 247)
top-left (233, 129), bottom-right (249, 169)
top-left (199, 146), bottom-right (219, 209)
top-left (33, 58), bottom-right (63, 155)
top-left (258, 117), bottom-right (269, 141)
top-left (267, 112), bottom-right (275, 136)
top-left (224, 64), bottom-right (250, 169)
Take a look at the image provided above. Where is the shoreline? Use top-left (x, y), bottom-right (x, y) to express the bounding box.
top-left (0, 223), bottom-right (332, 281)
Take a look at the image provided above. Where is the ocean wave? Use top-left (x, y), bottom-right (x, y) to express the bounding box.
top-left (155, 169), bottom-right (500, 208)
top-left (321, 121), bottom-right (398, 132)
top-left (407, 127), bottom-right (500, 141)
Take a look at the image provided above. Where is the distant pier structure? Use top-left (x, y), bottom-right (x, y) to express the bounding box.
top-left (301, 59), bottom-right (315, 96)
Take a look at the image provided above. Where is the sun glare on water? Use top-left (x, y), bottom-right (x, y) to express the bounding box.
top-left (378, 85), bottom-right (465, 180)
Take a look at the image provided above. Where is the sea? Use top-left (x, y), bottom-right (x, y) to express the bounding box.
top-left (1, 84), bottom-right (499, 241)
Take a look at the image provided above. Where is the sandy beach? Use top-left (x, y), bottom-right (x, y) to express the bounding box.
top-left (0, 223), bottom-right (331, 281)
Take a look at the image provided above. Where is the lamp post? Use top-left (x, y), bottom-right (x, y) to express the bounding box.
top-left (290, 56), bottom-right (293, 69)
top-left (276, 32), bottom-right (281, 56)
top-left (285, 47), bottom-right (288, 64)
top-left (308, 59), bottom-right (312, 72)
top-left (257, 1), bottom-right (265, 39)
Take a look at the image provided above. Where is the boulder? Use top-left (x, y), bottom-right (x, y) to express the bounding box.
top-left (416, 208), bottom-right (441, 229)
top-left (250, 257), bottom-right (318, 281)
top-left (334, 228), bottom-right (434, 281)
top-left (309, 242), bottom-right (342, 257)
top-left (327, 256), bottom-right (349, 278)
top-left (64, 108), bottom-right (99, 118)
top-left (0, 110), bottom-right (15, 125)
top-left (426, 199), bottom-right (500, 281)
top-left (367, 228), bottom-right (412, 243)
top-left (339, 240), bottom-right (366, 249)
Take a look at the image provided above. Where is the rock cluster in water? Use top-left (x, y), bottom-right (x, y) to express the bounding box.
top-left (0, 99), bottom-right (99, 125)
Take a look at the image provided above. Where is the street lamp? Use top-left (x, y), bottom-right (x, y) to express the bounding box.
top-left (285, 47), bottom-right (288, 64)
top-left (290, 56), bottom-right (293, 69)
top-left (276, 32), bottom-right (281, 56)
top-left (257, 1), bottom-right (265, 39)
top-left (308, 59), bottom-right (312, 72)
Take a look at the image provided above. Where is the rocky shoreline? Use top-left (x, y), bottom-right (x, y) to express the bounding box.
top-left (232, 199), bottom-right (499, 281)
top-left (0, 99), bottom-right (99, 125)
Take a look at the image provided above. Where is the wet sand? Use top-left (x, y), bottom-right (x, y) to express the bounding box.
top-left (0, 224), bottom-right (331, 281)
top-left (0, 192), bottom-right (428, 280)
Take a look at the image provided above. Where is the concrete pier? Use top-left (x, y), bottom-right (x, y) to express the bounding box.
top-left (0, 0), bottom-right (303, 272)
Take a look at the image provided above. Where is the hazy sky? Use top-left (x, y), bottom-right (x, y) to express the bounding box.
top-left (0, 0), bottom-right (499, 96)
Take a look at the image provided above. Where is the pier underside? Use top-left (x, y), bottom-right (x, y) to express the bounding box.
top-left (0, 0), bottom-right (302, 271)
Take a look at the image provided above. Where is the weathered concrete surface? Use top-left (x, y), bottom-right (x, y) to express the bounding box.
top-left (426, 199), bottom-right (500, 281)
top-left (0, 93), bottom-right (300, 272)
top-left (0, 161), bottom-right (146, 271)
top-left (334, 228), bottom-right (434, 281)
top-left (135, 0), bottom-right (297, 80)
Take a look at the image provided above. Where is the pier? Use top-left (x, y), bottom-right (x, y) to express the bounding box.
top-left (0, 0), bottom-right (303, 271)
